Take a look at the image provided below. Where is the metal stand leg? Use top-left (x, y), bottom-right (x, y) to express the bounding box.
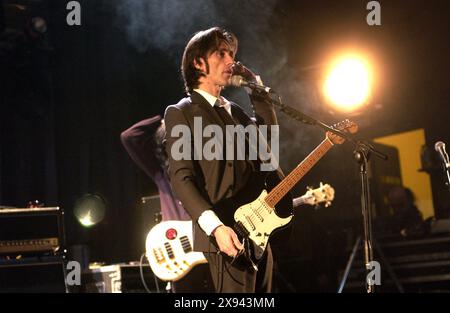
top-left (337, 236), bottom-right (361, 293)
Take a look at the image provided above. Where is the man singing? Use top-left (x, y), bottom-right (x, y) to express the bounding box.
top-left (164, 27), bottom-right (283, 293)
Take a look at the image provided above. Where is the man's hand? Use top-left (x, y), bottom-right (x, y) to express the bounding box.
top-left (212, 225), bottom-right (244, 257)
top-left (231, 61), bottom-right (257, 83)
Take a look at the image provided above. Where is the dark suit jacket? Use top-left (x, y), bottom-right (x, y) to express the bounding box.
top-left (164, 90), bottom-right (282, 252)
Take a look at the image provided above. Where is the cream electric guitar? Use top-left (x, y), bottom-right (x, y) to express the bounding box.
top-left (145, 184), bottom-right (335, 281)
top-left (228, 119), bottom-right (357, 263)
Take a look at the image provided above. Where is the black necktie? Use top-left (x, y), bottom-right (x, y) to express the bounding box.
top-left (214, 100), bottom-right (259, 171)
top-left (214, 100), bottom-right (236, 125)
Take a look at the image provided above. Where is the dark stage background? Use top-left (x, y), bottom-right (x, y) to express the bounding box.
top-left (1, 0), bottom-right (449, 292)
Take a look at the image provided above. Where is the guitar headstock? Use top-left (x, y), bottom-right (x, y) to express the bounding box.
top-left (326, 119), bottom-right (358, 145)
top-left (303, 182), bottom-right (335, 207)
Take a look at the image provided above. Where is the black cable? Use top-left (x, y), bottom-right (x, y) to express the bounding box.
top-left (154, 269), bottom-right (161, 293)
top-left (139, 252), bottom-right (154, 293)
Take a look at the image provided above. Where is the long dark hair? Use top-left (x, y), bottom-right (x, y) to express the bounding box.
top-left (181, 27), bottom-right (237, 94)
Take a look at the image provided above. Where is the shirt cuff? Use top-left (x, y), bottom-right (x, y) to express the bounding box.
top-left (198, 210), bottom-right (224, 236)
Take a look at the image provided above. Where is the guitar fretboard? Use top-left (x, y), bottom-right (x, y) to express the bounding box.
top-left (265, 138), bottom-right (333, 207)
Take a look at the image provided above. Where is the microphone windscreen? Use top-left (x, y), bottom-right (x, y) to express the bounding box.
top-left (435, 141), bottom-right (445, 152)
top-left (230, 75), bottom-right (244, 87)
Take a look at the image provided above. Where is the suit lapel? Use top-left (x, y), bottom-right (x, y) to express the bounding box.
top-left (230, 103), bottom-right (252, 127)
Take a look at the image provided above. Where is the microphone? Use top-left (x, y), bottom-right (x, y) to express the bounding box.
top-left (435, 141), bottom-right (450, 169)
top-left (230, 75), bottom-right (275, 94)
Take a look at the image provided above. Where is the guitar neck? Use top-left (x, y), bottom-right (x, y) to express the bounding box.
top-left (265, 138), bottom-right (334, 208)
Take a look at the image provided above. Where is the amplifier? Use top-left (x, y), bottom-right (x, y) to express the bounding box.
top-left (0, 237), bottom-right (59, 254)
top-left (0, 255), bottom-right (67, 292)
top-left (131, 195), bottom-right (161, 258)
top-left (0, 207), bottom-right (65, 256)
top-left (81, 263), bottom-right (166, 293)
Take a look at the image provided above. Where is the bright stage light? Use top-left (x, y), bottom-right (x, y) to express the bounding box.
top-left (323, 56), bottom-right (372, 112)
top-left (74, 194), bottom-right (106, 228)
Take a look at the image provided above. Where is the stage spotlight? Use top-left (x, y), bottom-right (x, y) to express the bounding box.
top-left (74, 194), bottom-right (106, 227)
top-left (323, 56), bottom-right (372, 112)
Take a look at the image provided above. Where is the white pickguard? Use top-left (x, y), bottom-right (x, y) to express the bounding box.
top-left (234, 189), bottom-right (293, 258)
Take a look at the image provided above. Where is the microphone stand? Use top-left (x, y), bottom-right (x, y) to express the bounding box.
top-left (266, 92), bottom-right (387, 293)
top-left (442, 165), bottom-right (450, 192)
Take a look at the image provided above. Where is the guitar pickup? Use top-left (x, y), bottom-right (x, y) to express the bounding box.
top-left (180, 236), bottom-right (193, 253)
top-left (164, 242), bottom-right (175, 259)
top-left (245, 215), bottom-right (256, 231)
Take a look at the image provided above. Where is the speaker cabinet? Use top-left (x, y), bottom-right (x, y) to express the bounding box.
top-left (0, 256), bottom-right (67, 292)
